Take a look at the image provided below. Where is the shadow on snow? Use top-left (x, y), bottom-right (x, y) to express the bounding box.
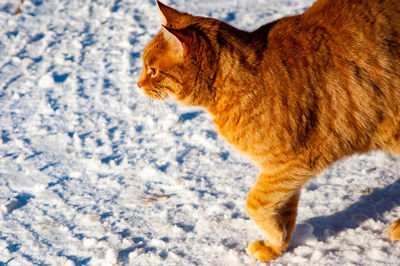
top-left (302, 178), bottom-right (400, 242)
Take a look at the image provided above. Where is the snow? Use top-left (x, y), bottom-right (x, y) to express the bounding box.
top-left (0, 0), bottom-right (399, 265)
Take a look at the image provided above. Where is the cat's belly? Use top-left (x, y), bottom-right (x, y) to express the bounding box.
top-left (216, 126), bottom-right (295, 173)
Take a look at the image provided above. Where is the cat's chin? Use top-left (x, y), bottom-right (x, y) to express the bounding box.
top-left (143, 89), bottom-right (191, 105)
top-left (142, 88), bottom-right (167, 100)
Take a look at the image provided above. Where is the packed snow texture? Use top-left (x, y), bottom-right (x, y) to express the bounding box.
top-left (0, 0), bottom-right (399, 265)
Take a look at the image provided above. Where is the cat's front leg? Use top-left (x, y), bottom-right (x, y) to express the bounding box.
top-left (246, 173), bottom-right (302, 262)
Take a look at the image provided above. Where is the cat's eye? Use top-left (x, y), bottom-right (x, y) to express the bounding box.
top-left (148, 67), bottom-right (158, 77)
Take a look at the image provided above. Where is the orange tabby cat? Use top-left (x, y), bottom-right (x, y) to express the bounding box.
top-left (138, 0), bottom-right (400, 261)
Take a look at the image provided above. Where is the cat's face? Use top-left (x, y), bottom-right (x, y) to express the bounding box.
top-left (138, 27), bottom-right (193, 102)
top-left (138, 1), bottom-right (218, 106)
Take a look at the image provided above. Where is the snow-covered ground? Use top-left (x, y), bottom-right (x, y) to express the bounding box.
top-left (0, 0), bottom-right (399, 265)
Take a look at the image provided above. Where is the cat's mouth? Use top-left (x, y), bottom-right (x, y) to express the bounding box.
top-left (142, 87), bottom-right (167, 100)
top-left (138, 78), bottom-right (187, 103)
top-left (137, 79), bottom-right (167, 100)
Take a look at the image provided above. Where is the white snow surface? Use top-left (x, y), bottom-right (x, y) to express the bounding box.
top-left (0, 0), bottom-right (399, 265)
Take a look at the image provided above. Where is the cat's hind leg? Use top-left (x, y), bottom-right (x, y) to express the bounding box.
top-left (246, 173), bottom-right (302, 262)
top-left (387, 218), bottom-right (400, 240)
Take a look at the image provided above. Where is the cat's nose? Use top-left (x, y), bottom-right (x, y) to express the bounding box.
top-left (137, 77), bottom-right (146, 88)
top-left (137, 72), bottom-right (145, 88)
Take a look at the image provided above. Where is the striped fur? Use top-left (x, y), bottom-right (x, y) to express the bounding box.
top-left (138, 0), bottom-right (400, 261)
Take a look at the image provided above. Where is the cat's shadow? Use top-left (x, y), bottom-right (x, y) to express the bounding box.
top-left (290, 178), bottom-right (400, 248)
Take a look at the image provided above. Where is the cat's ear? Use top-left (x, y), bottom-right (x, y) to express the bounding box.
top-left (162, 26), bottom-right (191, 58)
top-left (157, 1), bottom-right (184, 27)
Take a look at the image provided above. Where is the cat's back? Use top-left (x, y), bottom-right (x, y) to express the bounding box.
top-left (263, 0), bottom-right (399, 51)
top-left (303, 0), bottom-right (400, 48)
top-left (304, 0), bottom-right (400, 23)
top-left (259, 0), bottom-right (400, 96)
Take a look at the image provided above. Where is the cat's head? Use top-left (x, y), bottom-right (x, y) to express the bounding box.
top-left (137, 1), bottom-right (220, 106)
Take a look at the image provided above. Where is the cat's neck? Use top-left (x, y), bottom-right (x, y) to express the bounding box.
top-left (204, 19), bottom-right (292, 117)
top-left (206, 28), bottom-right (266, 116)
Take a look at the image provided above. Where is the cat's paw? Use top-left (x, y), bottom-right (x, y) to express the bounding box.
top-left (387, 218), bottom-right (400, 240)
top-left (247, 240), bottom-right (283, 262)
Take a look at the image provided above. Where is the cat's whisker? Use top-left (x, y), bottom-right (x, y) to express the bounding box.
top-left (165, 100), bottom-right (181, 119)
top-left (148, 99), bottom-right (158, 123)
top-left (148, 93), bottom-right (165, 123)
top-left (179, 85), bottom-right (190, 99)
top-left (154, 100), bottom-right (165, 120)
